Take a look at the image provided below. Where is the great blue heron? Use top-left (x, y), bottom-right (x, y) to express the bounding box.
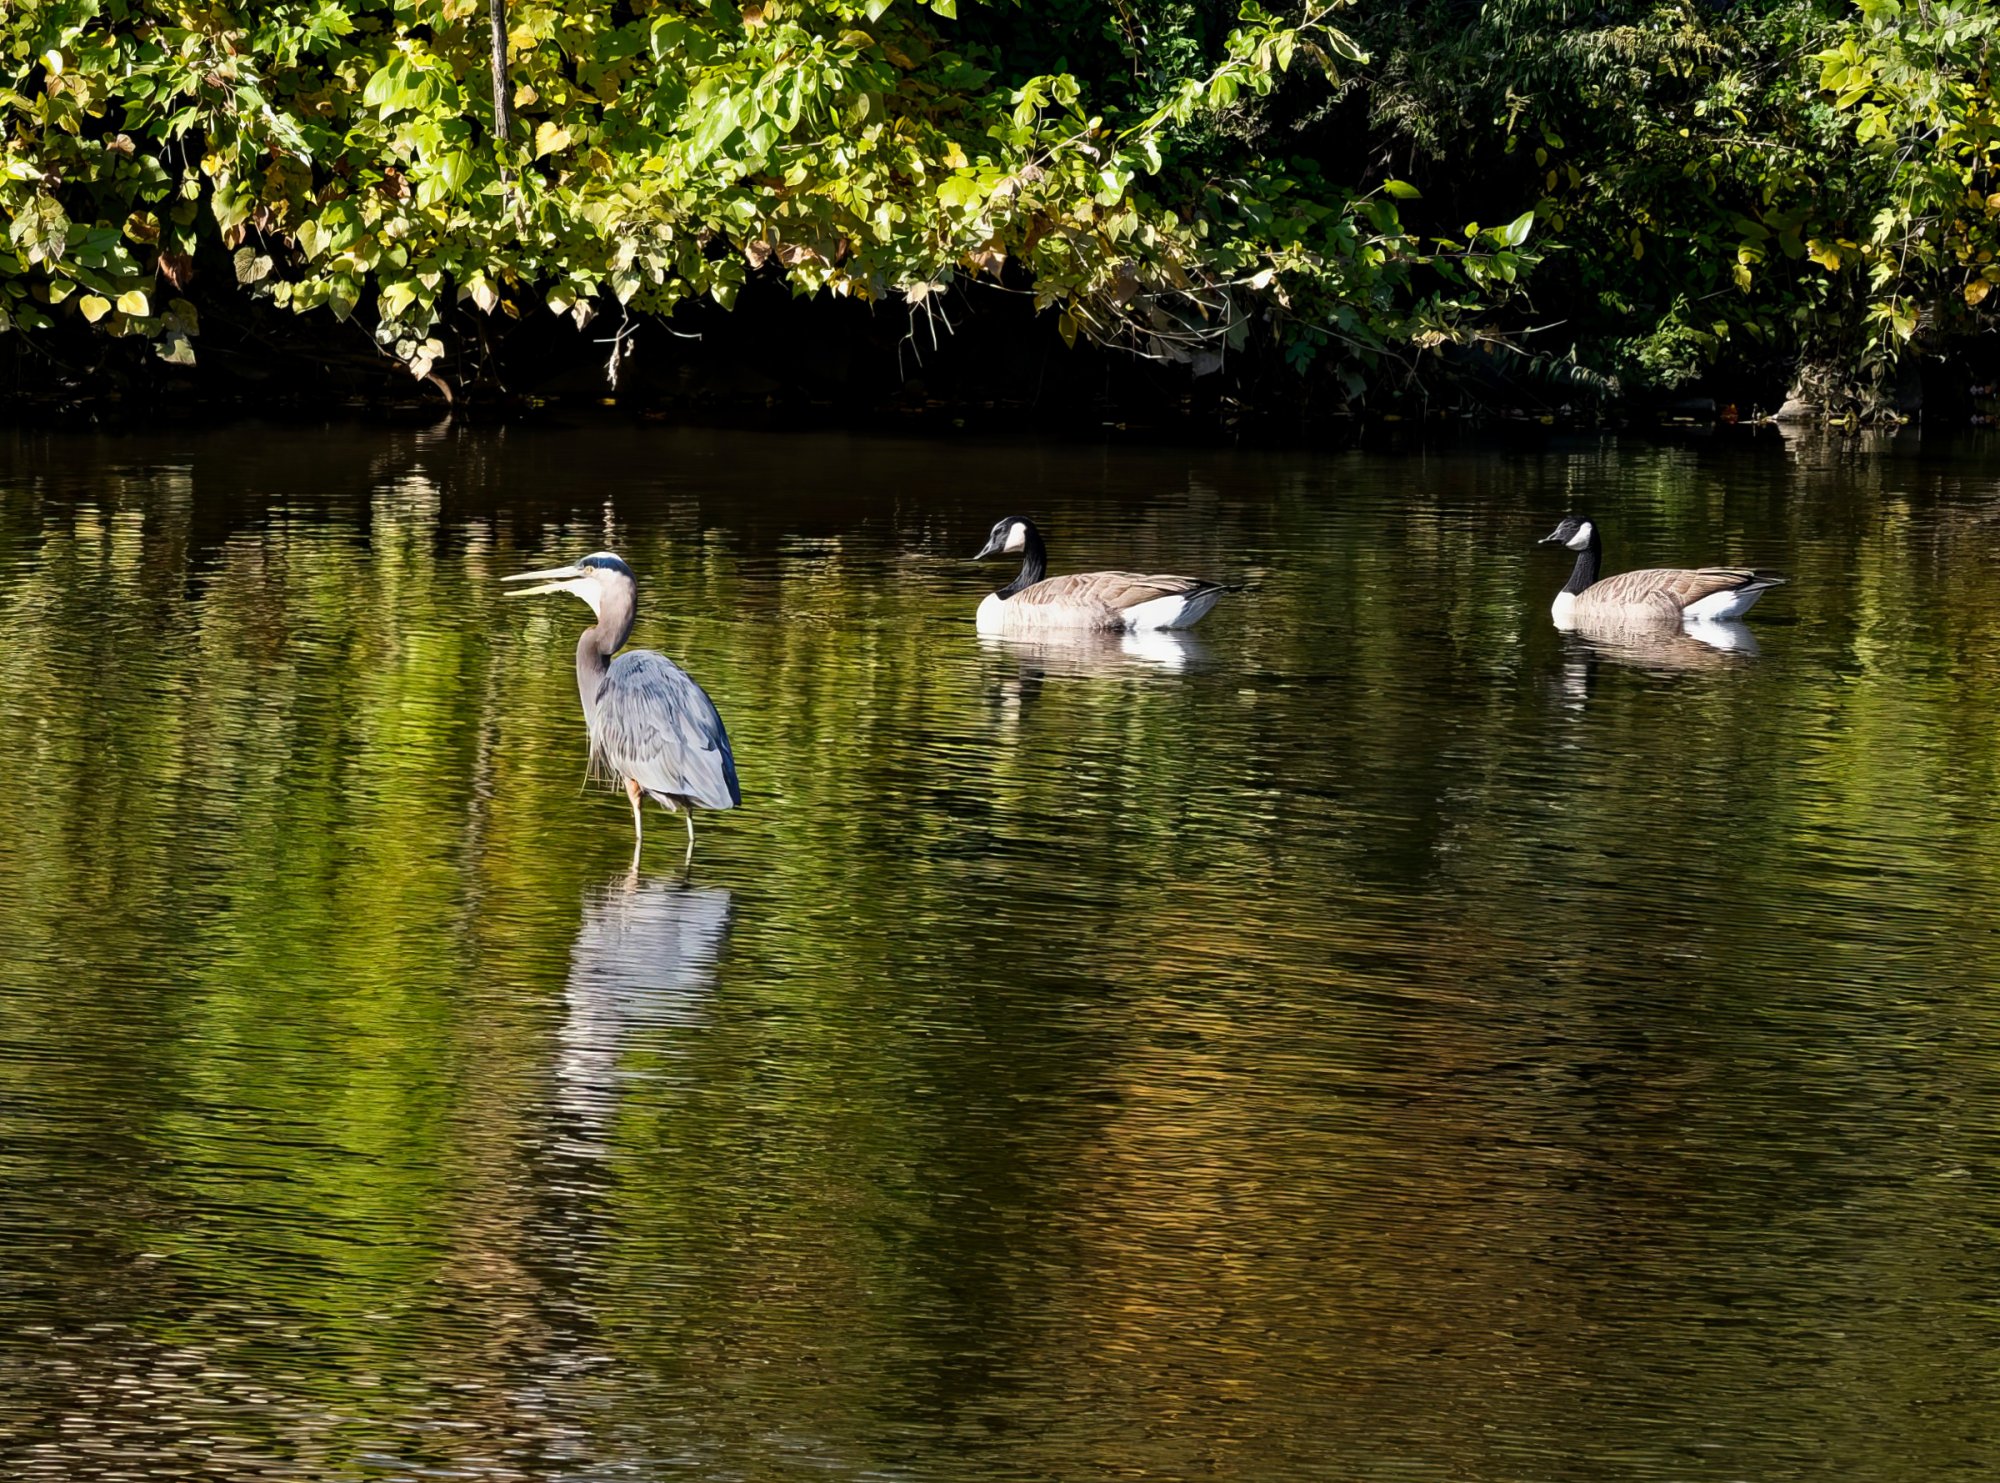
top-left (504, 551), bottom-right (741, 864)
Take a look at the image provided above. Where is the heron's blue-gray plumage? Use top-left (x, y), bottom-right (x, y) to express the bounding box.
top-left (587, 650), bottom-right (741, 811)
top-left (504, 548), bottom-right (741, 856)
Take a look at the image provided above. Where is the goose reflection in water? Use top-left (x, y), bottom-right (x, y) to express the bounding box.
top-left (556, 873), bottom-right (733, 1156)
top-left (980, 626), bottom-right (1204, 678)
top-left (981, 628), bottom-right (1203, 722)
top-left (1556, 619), bottom-right (1761, 711)
top-left (1576, 617), bottom-right (1761, 667)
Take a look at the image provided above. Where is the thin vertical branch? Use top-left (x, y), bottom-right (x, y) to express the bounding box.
top-left (488, 0), bottom-right (521, 221)
top-left (488, 0), bottom-right (512, 147)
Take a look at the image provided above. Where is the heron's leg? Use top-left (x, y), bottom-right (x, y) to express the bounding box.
top-left (625, 777), bottom-right (644, 847)
top-left (682, 808), bottom-right (696, 868)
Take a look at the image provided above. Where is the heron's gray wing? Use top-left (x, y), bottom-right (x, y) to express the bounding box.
top-left (591, 650), bottom-right (742, 809)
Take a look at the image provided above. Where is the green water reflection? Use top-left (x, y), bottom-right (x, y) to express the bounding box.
top-left (2, 425), bottom-right (1999, 1480)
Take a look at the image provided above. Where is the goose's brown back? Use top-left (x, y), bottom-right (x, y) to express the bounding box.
top-left (1575, 566), bottom-right (1770, 623)
top-left (995, 571), bottom-right (1220, 628)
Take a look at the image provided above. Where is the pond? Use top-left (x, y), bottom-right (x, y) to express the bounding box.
top-left (2, 422), bottom-right (1998, 1480)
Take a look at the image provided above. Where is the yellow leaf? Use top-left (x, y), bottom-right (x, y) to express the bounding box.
top-left (78, 294), bottom-right (111, 323)
top-left (534, 121), bottom-right (572, 157)
top-left (1967, 279), bottom-right (1991, 307)
top-left (116, 289), bottom-right (149, 316)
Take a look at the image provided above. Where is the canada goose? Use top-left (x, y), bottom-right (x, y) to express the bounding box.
top-left (1537, 516), bottom-right (1787, 629)
top-left (971, 516), bottom-right (1228, 633)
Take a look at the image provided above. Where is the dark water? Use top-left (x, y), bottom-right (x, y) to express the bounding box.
top-left (3, 423), bottom-right (1999, 1480)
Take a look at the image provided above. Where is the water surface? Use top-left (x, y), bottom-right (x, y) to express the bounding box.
top-left (3, 423), bottom-right (1999, 1480)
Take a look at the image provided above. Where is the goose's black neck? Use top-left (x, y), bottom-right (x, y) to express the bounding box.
top-left (1562, 529), bottom-right (1603, 595)
top-left (996, 523), bottom-right (1048, 599)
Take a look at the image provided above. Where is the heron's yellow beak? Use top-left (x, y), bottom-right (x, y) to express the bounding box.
top-left (501, 563), bottom-right (584, 597)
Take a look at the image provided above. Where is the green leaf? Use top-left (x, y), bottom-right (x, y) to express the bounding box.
top-left (116, 289), bottom-right (150, 317)
top-left (1381, 180), bottom-right (1421, 200)
top-left (362, 54), bottom-right (439, 118)
top-left (77, 294), bottom-right (111, 323)
top-left (1491, 210), bottom-right (1535, 248)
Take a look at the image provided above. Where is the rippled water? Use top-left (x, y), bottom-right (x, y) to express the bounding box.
top-left (3, 423), bottom-right (1999, 1480)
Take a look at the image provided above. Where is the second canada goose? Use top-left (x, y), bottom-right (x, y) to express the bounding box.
top-left (971, 516), bottom-right (1229, 633)
top-left (1537, 516), bottom-right (1787, 629)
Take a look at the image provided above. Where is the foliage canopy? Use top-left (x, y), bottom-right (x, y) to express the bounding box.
top-left (1, 0), bottom-right (1994, 410)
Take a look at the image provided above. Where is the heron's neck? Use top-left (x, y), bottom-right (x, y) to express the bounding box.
top-left (1563, 531), bottom-right (1602, 595)
top-left (576, 588), bottom-right (635, 711)
top-left (996, 525), bottom-right (1048, 599)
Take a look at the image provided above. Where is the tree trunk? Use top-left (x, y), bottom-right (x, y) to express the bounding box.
top-left (488, 0), bottom-right (512, 145)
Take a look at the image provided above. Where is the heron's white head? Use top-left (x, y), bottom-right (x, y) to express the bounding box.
top-left (974, 516), bottom-right (1037, 560)
top-left (502, 551), bottom-right (636, 618)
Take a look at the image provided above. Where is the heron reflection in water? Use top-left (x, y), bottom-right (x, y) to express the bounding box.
top-left (505, 552), bottom-right (741, 865)
top-left (558, 873), bottom-right (733, 1156)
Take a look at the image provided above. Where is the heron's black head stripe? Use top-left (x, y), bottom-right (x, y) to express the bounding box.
top-left (577, 552), bottom-right (637, 581)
